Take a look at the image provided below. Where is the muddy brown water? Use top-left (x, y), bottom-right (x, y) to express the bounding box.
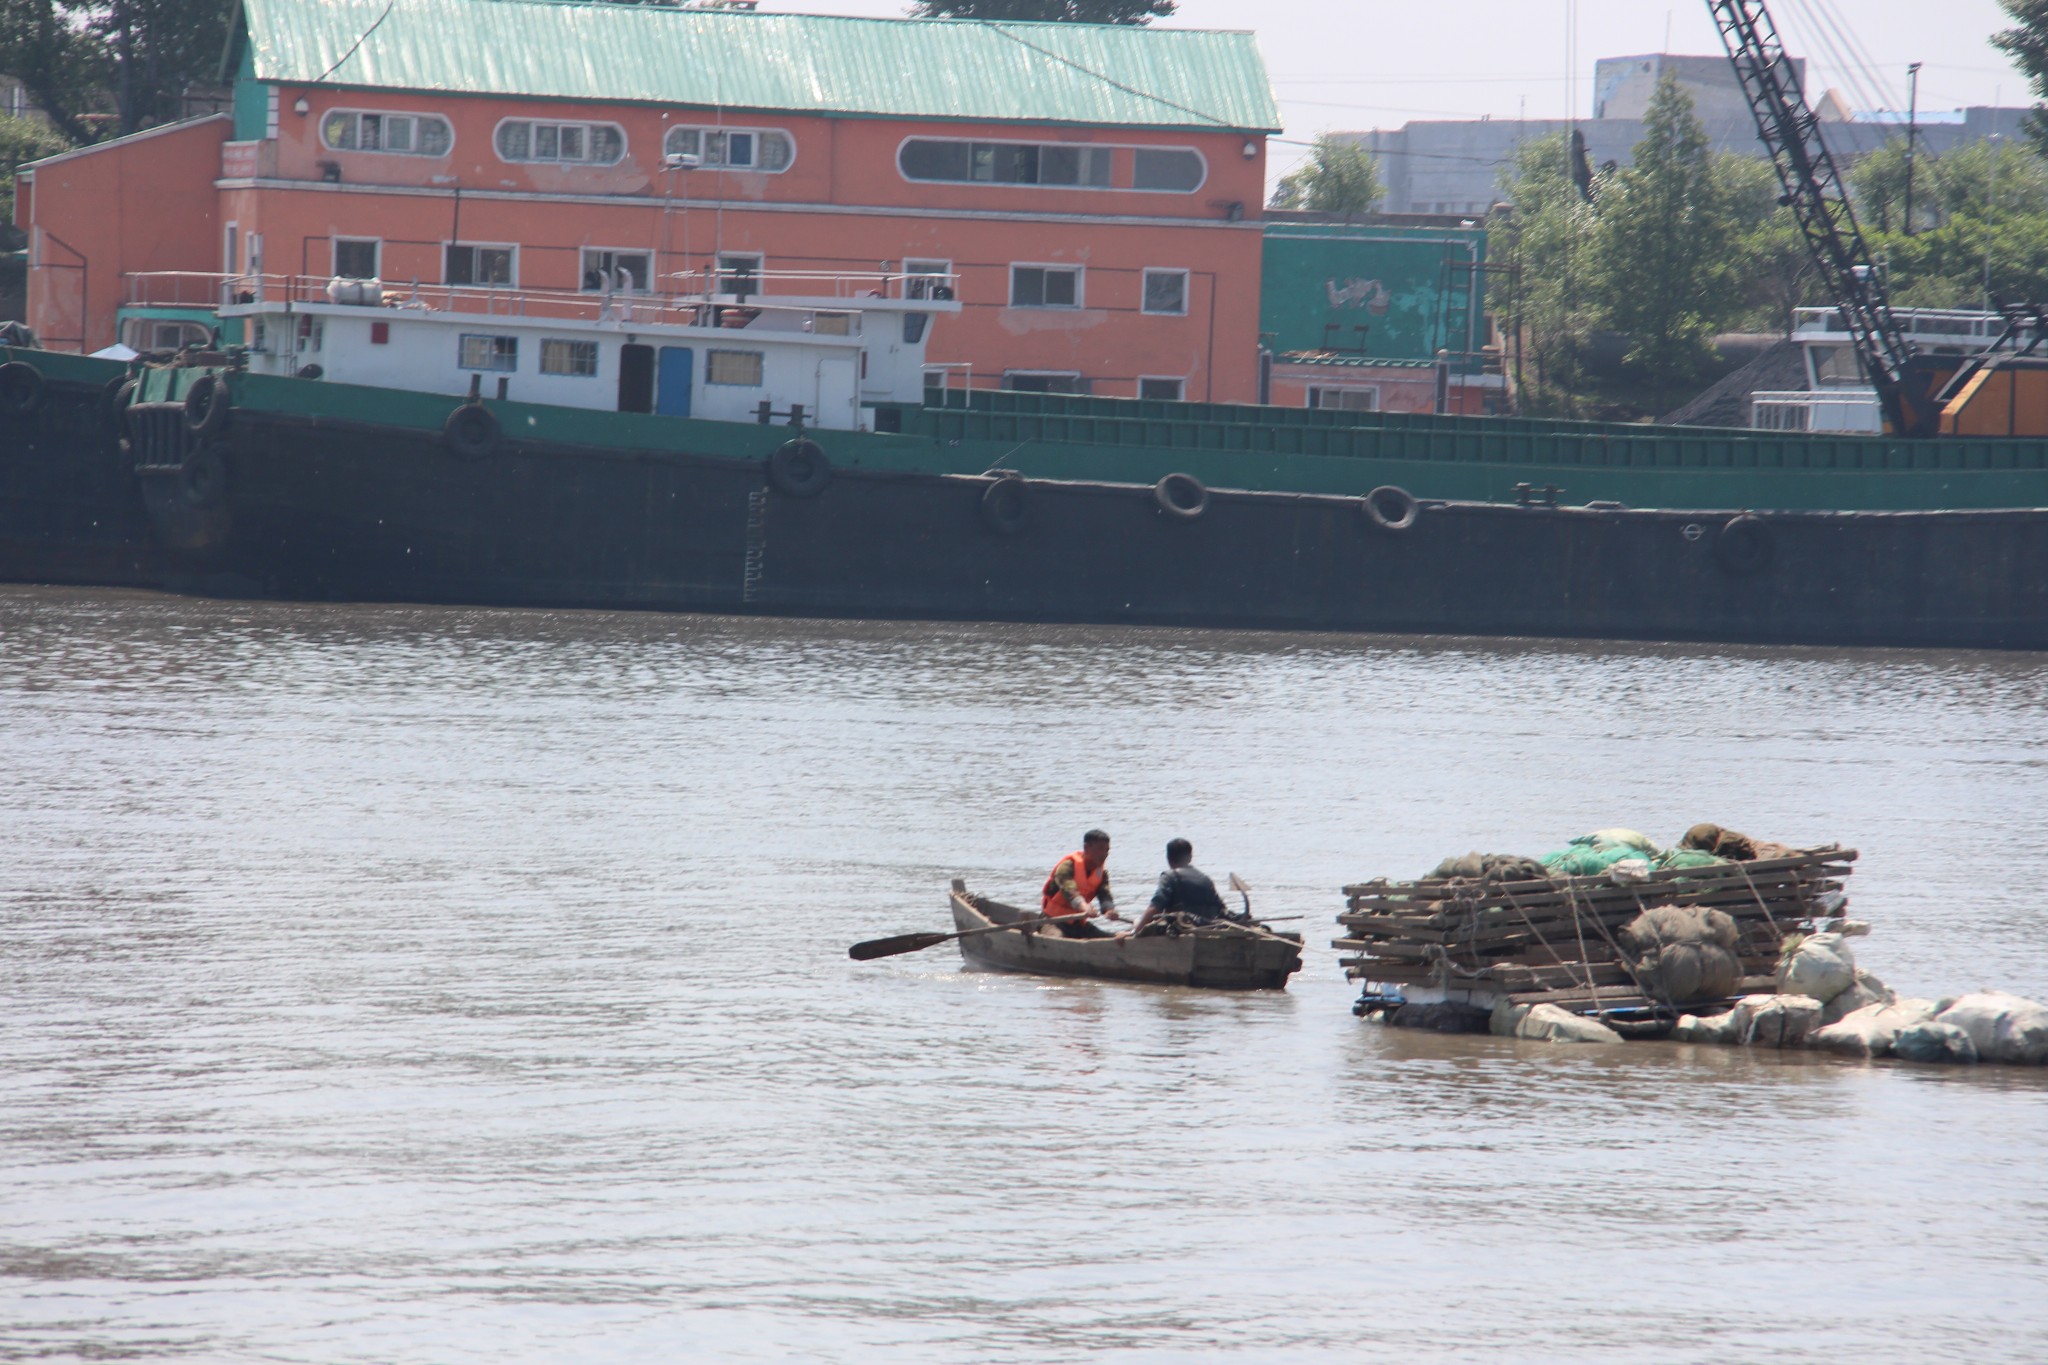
top-left (4, 585), bottom-right (2046, 1362)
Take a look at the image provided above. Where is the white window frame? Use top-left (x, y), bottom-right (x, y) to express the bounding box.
top-left (493, 117), bottom-right (627, 166)
top-left (539, 338), bottom-right (600, 378)
top-left (716, 252), bottom-right (765, 295)
top-left (332, 237), bottom-right (381, 280)
top-left (458, 333), bottom-right (519, 372)
top-left (1001, 370), bottom-right (1088, 395)
top-left (1130, 146), bottom-right (1209, 194)
top-left (1308, 385), bottom-right (1381, 412)
top-left (1140, 267), bottom-right (1189, 316)
top-left (903, 258), bottom-right (953, 301)
top-left (579, 248), bottom-right (652, 294)
top-left (443, 241), bottom-right (518, 289)
top-left (222, 221), bottom-right (238, 275)
top-left (663, 124), bottom-right (795, 173)
top-left (1009, 263), bottom-right (1083, 310)
top-left (319, 109), bottom-right (454, 157)
top-left (706, 349), bottom-right (766, 387)
top-left (1137, 375), bottom-right (1186, 401)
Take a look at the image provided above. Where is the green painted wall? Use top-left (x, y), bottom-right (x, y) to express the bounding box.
top-left (232, 44), bottom-right (268, 143)
top-left (1260, 222), bottom-right (1487, 371)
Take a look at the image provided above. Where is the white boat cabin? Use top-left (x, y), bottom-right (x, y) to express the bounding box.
top-left (154, 270), bottom-right (959, 432)
top-left (1751, 306), bottom-right (2017, 433)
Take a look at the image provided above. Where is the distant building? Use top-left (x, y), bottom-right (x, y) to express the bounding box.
top-left (1347, 52), bottom-right (2031, 216)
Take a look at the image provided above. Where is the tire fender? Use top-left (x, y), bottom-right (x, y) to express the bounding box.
top-left (0, 360), bottom-right (46, 416)
top-left (1153, 471), bottom-right (1208, 521)
top-left (1715, 513), bottom-right (1774, 575)
top-left (980, 473), bottom-right (1030, 535)
top-left (1363, 484), bottom-right (1419, 532)
top-left (442, 402), bottom-right (502, 460)
top-left (182, 373), bottom-right (230, 437)
top-left (179, 445), bottom-right (228, 510)
top-left (767, 438), bottom-right (831, 498)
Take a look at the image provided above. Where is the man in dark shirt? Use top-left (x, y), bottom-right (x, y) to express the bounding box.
top-left (1128, 837), bottom-right (1227, 937)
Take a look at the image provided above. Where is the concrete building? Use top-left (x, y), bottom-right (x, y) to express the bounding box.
top-left (16, 0), bottom-right (1279, 402)
top-left (1350, 52), bottom-right (2032, 216)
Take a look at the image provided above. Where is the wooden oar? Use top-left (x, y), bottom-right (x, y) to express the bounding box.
top-left (849, 913), bottom-right (1064, 961)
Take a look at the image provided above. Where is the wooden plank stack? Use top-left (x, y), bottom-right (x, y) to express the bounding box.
top-left (1336, 846), bottom-right (1857, 1016)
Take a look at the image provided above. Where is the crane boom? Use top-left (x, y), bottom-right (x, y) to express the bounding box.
top-left (1708, 1), bottom-right (1930, 434)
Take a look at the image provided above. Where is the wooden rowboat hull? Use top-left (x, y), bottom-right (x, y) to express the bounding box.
top-left (949, 888), bottom-right (1302, 991)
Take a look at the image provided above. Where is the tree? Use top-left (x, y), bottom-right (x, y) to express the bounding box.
top-left (1268, 133), bottom-right (1380, 215)
top-left (0, 0), bottom-right (232, 141)
top-left (906, 0), bottom-right (1174, 22)
top-left (1993, 0), bottom-right (2048, 155)
top-left (0, 0), bottom-right (103, 142)
top-left (0, 112), bottom-right (71, 250)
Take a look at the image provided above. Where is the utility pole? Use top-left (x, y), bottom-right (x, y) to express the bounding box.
top-left (1903, 61), bottom-right (1923, 237)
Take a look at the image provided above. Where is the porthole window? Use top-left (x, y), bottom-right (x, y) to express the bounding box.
top-left (665, 126), bottom-right (793, 172)
top-left (1132, 148), bottom-right (1205, 192)
top-left (899, 138), bottom-right (1115, 188)
top-left (496, 119), bottom-right (626, 165)
top-left (321, 110), bottom-right (452, 157)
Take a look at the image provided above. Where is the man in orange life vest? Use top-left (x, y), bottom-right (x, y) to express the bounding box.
top-left (1041, 829), bottom-right (1122, 937)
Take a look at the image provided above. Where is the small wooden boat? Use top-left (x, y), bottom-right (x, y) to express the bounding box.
top-left (948, 880), bottom-right (1303, 990)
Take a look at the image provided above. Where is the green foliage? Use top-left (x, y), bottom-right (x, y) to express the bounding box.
top-left (905, 0), bottom-right (1175, 21)
top-left (1268, 133), bottom-right (1380, 215)
top-left (1993, 0), bottom-right (2048, 155)
top-left (0, 0), bottom-right (232, 141)
top-left (1849, 138), bottom-right (2048, 307)
top-left (0, 111), bottom-right (70, 249)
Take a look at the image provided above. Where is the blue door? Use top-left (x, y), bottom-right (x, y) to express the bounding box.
top-left (656, 347), bottom-right (693, 418)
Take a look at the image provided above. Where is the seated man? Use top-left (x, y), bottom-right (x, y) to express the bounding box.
top-left (1040, 829), bottom-right (1121, 937)
top-left (1129, 838), bottom-right (1228, 937)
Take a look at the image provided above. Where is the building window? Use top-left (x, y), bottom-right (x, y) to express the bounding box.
top-left (458, 334), bottom-right (518, 371)
top-left (1308, 385), bottom-right (1379, 411)
top-left (581, 249), bottom-right (650, 292)
top-left (706, 350), bottom-right (765, 386)
top-left (1141, 269), bottom-right (1188, 316)
top-left (495, 119), bottom-right (625, 165)
top-left (717, 253), bottom-right (764, 295)
top-left (1010, 265), bottom-right (1081, 309)
top-left (1138, 376), bottom-right (1184, 401)
top-left (321, 110), bottom-right (453, 157)
top-left (445, 243), bottom-right (515, 287)
top-left (899, 138), bottom-right (1114, 188)
top-left (1002, 371), bottom-right (1089, 395)
top-left (1132, 147), bottom-right (1206, 192)
top-left (540, 338), bottom-right (599, 377)
top-left (334, 239), bottom-right (379, 280)
top-left (903, 259), bottom-right (953, 301)
top-left (295, 315), bottom-right (323, 353)
top-left (663, 125), bottom-right (793, 171)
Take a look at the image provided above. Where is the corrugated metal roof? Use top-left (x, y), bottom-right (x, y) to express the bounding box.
top-left (240, 0), bottom-right (1279, 132)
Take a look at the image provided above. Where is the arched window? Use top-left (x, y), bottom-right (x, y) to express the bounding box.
top-left (321, 110), bottom-right (453, 157)
top-left (496, 119), bottom-right (627, 165)
top-left (664, 125), bottom-right (794, 172)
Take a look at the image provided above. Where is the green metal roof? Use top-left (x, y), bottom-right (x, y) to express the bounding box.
top-left (236, 0), bottom-right (1279, 132)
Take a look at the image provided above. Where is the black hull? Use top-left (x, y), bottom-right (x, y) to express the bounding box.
top-left (202, 410), bottom-right (2048, 652)
top-left (0, 374), bottom-right (174, 590)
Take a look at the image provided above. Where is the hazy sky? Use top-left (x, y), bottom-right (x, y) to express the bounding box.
top-left (773, 0), bottom-right (2033, 181)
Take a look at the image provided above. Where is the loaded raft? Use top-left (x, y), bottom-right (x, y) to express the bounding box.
top-left (1338, 841), bottom-right (1856, 1037)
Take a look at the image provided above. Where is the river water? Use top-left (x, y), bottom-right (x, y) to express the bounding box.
top-left (4, 584), bottom-right (2046, 1362)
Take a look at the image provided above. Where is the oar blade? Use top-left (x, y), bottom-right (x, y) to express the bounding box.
top-left (849, 931), bottom-right (952, 961)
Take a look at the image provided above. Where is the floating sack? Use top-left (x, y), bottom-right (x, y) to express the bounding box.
top-left (1932, 991), bottom-right (2048, 1066)
top-left (1427, 851), bottom-right (1550, 883)
top-left (1893, 1019), bottom-right (1981, 1065)
top-left (1810, 998), bottom-right (1938, 1058)
top-left (1820, 968), bottom-right (1898, 1026)
top-left (1675, 993), bottom-right (1822, 1048)
top-left (1490, 1001), bottom-right (1623, 1045)
top-left (1776, 931), bottom-right (1857, 1005)
top-left (1620, 904), bottom-right (1742, 1005)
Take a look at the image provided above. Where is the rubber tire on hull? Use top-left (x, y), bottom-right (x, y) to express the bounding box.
top-left (182, 374), bottom-right (230, 437)
top-left (1363, 484), bottom-right (1419, 532)
top-left (442, 403), bottom-right (502, 461)
top-left (767, 438), bottom-right (831, 498)
top-left (980, 474), bottom-right (1030, 535)
top-left (1153, 472), bottom-right (1209, 521)
top-left (179, 446), bottom-right (228, 510)
top-left (0, 360), bottom-right (45, 417)
top-left (101, 376), bottom-right (138, 444)
top-left (1716, 514), bottom-right (1774, 575)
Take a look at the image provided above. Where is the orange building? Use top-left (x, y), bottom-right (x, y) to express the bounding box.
top-left (17, 0), bottom-right (1279, 403)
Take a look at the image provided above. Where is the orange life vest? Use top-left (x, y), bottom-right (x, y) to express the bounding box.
top-left (1042, 851), bottom-right (1106, 918)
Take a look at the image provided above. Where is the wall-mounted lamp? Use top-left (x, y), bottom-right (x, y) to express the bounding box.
top-left (293, 96), bottom-right (310, 116)
top-left (1241, 139), bottom-right (1258, 160)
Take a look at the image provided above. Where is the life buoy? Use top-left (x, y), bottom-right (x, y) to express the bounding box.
top-left (980, 473), bottom-right (1029, 535)
top-left (1363, 484), bottom-right (1419, 532)
top-left (1715, 514), bottom-right (1774, 575)
top-left (101, 376), bottom-right (137, 440)
top-left (0, 360), bottom-right (45, 416)
top-left (441, 402), bottom-right (501, 460)
top-left (182, 373), bottom-right (229, 437)
top-left (1153, 472), bottom-right (1208, 521)
top-left (767, 438), bottom-right (830, 498)
top-left (179, 445), bottom-right (228, 510)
